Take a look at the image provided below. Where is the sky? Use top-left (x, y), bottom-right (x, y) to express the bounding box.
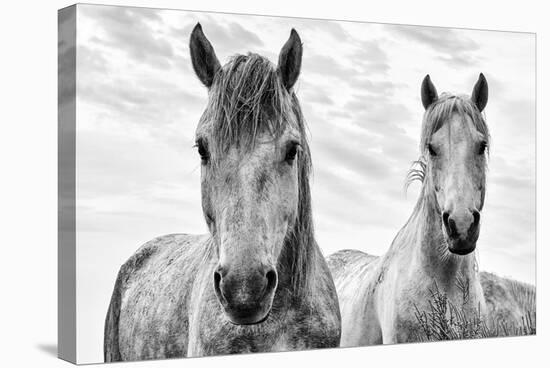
top-left (68, 4), bottom-right (535, 363)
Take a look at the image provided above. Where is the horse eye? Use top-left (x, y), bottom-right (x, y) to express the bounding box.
top-left (479, 141), bottom-right (488, 155)
top-left (195, 139), bottom-right (210, 164)
top-left (285, 142), bottom-right (300, 163)
top-left (427, 143), bottom-right (437, 157)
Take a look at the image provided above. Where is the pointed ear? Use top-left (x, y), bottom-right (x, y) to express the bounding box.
top-left (421, 74), bottom-right (438, 110)
top-left (189, 23), bottom-right (221, 88)
top-left (277, 29), bottom-right (303, 91)
top-left (471, 73), bottom-right (488, 112)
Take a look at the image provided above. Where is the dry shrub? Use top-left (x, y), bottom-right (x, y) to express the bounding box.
top-left (414, 281), bottom-right (535, 342)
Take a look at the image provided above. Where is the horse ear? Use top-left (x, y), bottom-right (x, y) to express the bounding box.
top-left (471, 73), bottom-right (489, 112)
top-left (278, 29), bottom-right (303, 91)
top-left (421, 74), bottom-right (438, 110)
top-left (189, 23), bottom-right (221, 88)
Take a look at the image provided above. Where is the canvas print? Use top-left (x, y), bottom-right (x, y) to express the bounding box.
top-left (58, 4), bottom-right (536, 364)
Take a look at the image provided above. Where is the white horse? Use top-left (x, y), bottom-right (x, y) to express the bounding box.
top-left (104, 24), bottom-right (341, 361)
top-left (329, 74), bottom-right (491, 345)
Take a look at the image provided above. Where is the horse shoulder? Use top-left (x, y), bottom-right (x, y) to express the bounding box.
top-left (104, 235), bottom-right (167, 361)
top-left (104, 233), bottom-right (208, 361)
top-left (117, 234), bottom-right (198, 305)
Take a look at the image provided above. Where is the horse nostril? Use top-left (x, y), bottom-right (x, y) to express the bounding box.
top-left (442, 212), bottom-right (450, 230)
top-left (472, 210), bottom-right (480, 226)
top-left (442, 212), bottom-right (449, 225)
top-left (264, 268), bottom-right (278, 295)
top-left (213, 270), bottom-right (222, 291)
top-left (442, 212), bottom-right (459, 238)
top-left (213, 268), bottom-right (226, 303)
top-left (448, 218), bottom-right (458, 238)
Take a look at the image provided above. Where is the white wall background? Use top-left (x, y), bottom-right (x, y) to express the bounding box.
top-left (0, 0), bottom-right (547, 367)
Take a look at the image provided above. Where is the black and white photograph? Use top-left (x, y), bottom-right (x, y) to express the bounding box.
top-left (56, 3), bottom-right (539, 364)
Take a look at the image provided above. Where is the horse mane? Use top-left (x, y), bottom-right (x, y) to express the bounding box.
top-left (405, 93), bottom-right (490, 191)
top-left (201, 53), bottom-right (295, 156)
top-left (280, 96), bottom-right (318, 300)
top-left (201, 53), bottom-right (317, 299)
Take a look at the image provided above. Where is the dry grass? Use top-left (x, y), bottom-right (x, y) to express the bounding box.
top-left (413, 282), bottom-right (535, 342)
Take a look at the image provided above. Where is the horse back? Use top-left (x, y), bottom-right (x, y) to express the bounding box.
top-left (104, 233), bottom-right (210, 362)
top-left (327, 249), bottom-right (379, 283)
top-left (480, 271), bottom-right (536, 328)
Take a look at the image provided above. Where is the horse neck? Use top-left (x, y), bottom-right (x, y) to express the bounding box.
top-left (398, 181), bottom-right (479, 288)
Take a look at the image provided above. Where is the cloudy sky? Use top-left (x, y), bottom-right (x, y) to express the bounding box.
top-left (69, 4), bottom-right (535, 363)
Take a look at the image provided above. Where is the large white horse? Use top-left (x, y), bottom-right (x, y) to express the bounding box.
top-left (104, 24), bottom-right (341, 361)
top-left (329, 74), bottom-right (492, 345)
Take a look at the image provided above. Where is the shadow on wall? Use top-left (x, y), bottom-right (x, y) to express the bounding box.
top-left (36, 343), bottom-right (57, 357)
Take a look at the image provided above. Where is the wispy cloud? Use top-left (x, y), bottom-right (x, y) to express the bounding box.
top-left (391, 26), bottom-right (480, 67)
top-left (305, 53), bottom-right (358, 80)
top-left (80, 6), bottom-right (175, 68)
top-left (172, 15), bottom-right (264, 57)
top-left (352, 39), bottom-right (391, 74)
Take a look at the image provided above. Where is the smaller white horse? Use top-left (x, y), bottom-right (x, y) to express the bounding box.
top-left (329, 74), bottom-right (491, 345)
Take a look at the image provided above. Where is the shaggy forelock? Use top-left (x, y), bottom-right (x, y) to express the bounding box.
top-left (200, 53), bottom-right (301, 156)
top-left (406, 93), bottom-right (490, 190)
top-left (420, 93), bottom-right (490, 151)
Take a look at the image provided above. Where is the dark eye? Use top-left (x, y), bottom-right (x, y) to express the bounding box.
top-left (285, 142), bottom-right (300, 163)
top-left (427, 143), bottom-right (437, 157)
top-left (479, 141), bottom-right (488, 155)
top-left (195, 138), bottom-right (210, 165)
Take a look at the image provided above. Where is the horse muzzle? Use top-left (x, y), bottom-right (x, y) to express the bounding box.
top-left (213, 264), bottom-right (278, 325)
top-left (442, 209), bottom-right (480, 255)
